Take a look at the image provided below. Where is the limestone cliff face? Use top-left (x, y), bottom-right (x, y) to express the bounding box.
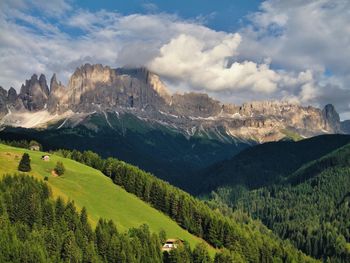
top-left (236, 101), bottom-right (335, 133)
top-left (62, 64), bottom-right (171, 112)
top-left (169, 93), bottom-right (222, 117)
top-left (0, 63), bottom-right (345, 142)
top-left (67, 64), bottom-right (117, 107)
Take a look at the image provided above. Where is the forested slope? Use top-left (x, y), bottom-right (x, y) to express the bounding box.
top-left (213, 143), bottom-right (350, 262)
top-left (54, 147), bottom-right (317, 262)
top-left (199, 134), bottom-right (350, 194)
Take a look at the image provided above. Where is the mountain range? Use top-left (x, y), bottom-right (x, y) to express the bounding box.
top-left (0, 63), bottom-right (348, 143)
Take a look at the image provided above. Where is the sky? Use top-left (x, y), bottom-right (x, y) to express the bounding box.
top-left (0, 0), bottom-right (349, 119)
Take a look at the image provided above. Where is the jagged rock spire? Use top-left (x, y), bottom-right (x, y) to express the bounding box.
top-left (19, 74), bottom-right (49, 111)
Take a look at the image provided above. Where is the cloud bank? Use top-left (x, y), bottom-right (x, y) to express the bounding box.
top-left (0, 0), bottom-right (349, 118)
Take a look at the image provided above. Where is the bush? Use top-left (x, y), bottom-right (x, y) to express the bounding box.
top-left (18, 153), bottom-right (31, 172)
top-left (54, 161), bottom-right (65, 176)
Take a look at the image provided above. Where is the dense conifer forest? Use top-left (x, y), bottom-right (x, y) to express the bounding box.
top-left (211, 144), bottom-right (350, 262)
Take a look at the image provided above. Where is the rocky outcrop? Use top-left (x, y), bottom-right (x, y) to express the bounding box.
top-left (235, 101), bottom-right (340, 134)
top-left (7, 87), bottom-right (17, 104)
top-left (64, 64), bottom-right (171, 112)
top-left (67, 64), bottom-right (117, 107)
top-left (322, 104), bottom-right (341, 132)
top-left (47, 74), bottom-right (68, 113)
top-left (19, 74), bottom-right (49, 111)
top-left (0, 86), bottom-right (8, 118)
top-left (170, 93), bottom-right (222, 117)
top-left (341, 120), bottom-right (350, 134)
top-left (0, 63), bottom-right (345, 143)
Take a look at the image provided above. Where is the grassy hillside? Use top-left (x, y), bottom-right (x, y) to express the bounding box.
top-left (0, 143), bottom-right (215, 255)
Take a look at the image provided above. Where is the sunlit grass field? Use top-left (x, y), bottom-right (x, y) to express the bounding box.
top-left (0, 143), bottom-right (215, 255)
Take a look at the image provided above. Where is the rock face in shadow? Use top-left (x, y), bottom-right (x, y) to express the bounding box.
top-left (322, 104), bottom-right (341, 132)
top-left (341, 120), bottom-right (350, 134)
top-left (0, 63), bottom-right (345, 142)
top-left (7, 87), bottom-right (17, 104)
top-left (19, 74), bottom-right (49, 111)
top-left (0, 86), bottom-right (8, 118)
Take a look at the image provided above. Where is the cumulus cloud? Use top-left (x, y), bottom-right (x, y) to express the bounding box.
top-left (0, 0), bottom-right (349, 118)
top-left (239, 0), bottom-right (350, 118)
top-left (148, 33), bottom-right (281, 92)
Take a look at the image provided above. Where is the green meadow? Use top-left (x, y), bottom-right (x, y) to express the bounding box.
top-left (0, 143), bottom-right (215, 255)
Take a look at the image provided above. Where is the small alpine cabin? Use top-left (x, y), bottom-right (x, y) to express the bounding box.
top-left (161, 239), bottom-right (183, 252)
top-left (41, 155), bottom-right (50, 161)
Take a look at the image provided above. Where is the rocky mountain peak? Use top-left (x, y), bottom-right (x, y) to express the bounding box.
top-left (19, 73), bottom-right (49, 111)
top-left (49, 73), bottom-right (65, 93)
top-left (47, 73), bottom-right (68, 113)
top-left (7, 87), bottom-right (17, 104)
top-left (70, 63), bottom-right (115, 85)
top-left (0, 86), bottom-right (8, 118)
top-left (39, 74), bottom-right (49, 96)
top-left (50, 73), bottom-right (58, 88)
top-left (68, 63), bottom-right (117, 106)
top-left (322, 104), bottom-right (340, 132)
top-left (0, 86), bottom-right (7, 98)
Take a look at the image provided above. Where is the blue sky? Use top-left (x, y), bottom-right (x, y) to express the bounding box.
top-left (73, 0), bottom-right (261, 31)
top-left (0, 0), bottom-right (350, 119)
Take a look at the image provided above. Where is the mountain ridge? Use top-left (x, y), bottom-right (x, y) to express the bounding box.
top-left (0, 63), bottom-right (347, 143)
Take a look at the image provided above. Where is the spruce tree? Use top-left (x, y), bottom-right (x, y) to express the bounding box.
top-left (18, 153), bottom-right (31, 172)
top-left (192, 243), bottom-right (212, 263)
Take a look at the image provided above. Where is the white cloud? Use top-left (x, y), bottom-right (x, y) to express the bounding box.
top-left (0, 0), bottom-right (349, 118)
top-left (0, 0), bottom-right (72, 17)
top-left (148, 33), bottom-right (280, 92)
top-left (239, 0), bottom-right (350, 118)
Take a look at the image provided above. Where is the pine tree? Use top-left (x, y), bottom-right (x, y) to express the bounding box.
top-left (214, 249), bottom-right (235, 263)
top-left (192, 243), bottom-right (212, 263)
top-left (61, 231), bottom-right (82, 262)
top-left (18, 153), bottom-right (31, 172)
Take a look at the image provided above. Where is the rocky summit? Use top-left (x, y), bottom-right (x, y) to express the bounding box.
top-left (0, 63), bottom-right (347, 143)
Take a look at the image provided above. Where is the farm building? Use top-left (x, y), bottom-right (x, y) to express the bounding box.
top-left (41, 155), bottom-right (50, 161)
top-left (29, 145), bottom-right (40, 151)
top-left (161, 239), bottom-right (183, 252)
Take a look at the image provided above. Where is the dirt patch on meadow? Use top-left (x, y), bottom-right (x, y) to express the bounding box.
top-left (51, 170), bottom-right (59, 177)
top-left (1, 152), bottom-right (20, 160)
